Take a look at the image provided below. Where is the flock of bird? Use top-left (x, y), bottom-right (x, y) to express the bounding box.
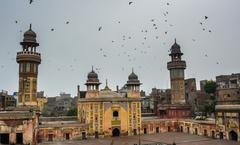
top-left (0, 0), bottom-right (220, 74)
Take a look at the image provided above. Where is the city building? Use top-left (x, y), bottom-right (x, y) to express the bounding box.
top-left (0, 90), bottom-right (16, 111)
top-left (140, 90), bottom-right (151, 113)
top-left (215, 73), bottom-right (240, 141)
top-left (42, 93), bottom-right (77, 117)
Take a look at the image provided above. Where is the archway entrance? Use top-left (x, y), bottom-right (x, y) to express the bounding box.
top-left (0, 133), bottom-right (9, 144)
top-left (220, 132), bottom-right (224, 139)
top-left (229, 130), bottom-right (238, 141)
top-left (16, 133), bottom-right (23, 144)
top-left (112, 128), bottom-right (120, 137)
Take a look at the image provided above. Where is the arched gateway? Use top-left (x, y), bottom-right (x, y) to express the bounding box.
top-left (112, 128), bottom-right (120, 137)
top-left (229, 130), bottom-right (238, 141)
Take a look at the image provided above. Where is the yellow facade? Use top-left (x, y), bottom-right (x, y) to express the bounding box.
top-left (78, 92), bottom-right (141, 137)
top-left (78, 70), bottom-right (142, 137)
top-left (37, 97), bottom-right (47, 112)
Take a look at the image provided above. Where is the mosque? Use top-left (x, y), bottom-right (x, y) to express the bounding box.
top-left (0, 26), bottom-right (239, 144)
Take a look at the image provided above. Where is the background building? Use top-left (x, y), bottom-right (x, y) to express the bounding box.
top-left (42, 93), bottom-right (77, 117)
top-left (0, 90), bottom-right (16, 111)
top-left (215, 73), bottom-right (240, 141)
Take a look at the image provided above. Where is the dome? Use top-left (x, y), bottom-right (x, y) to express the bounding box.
top-left (128, 69), bottom-right (138, 80)
top-left (86, 66), bottom-right (99, 83)
top-left (87, 70), bottom-right (98, 79)
top-left (170, 39), bottom-right (182, 55)
top-left (127, 69), bottom-right (141, 86)
top-left (23, 24), bottom-right (37, 43)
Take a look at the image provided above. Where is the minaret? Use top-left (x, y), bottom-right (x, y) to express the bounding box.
top-left (85, 66), bottom-right (101, 98)
top-left (16, 24), bottom-right (41, 106)
top-left (167, 39), bottom-right (186, 104)
top-left (126, 68), bottom-right (141, 98)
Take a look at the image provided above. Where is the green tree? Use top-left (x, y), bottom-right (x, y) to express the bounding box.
top-left (204, 80), bottom-right (217, 116)
top-left (67, 107), bottom-right (77, 116)
top-left (204, 80), bottom-right (217, 95)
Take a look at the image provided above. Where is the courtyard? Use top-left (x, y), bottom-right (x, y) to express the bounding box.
top-left (39, 132), bottom-right (240, 145)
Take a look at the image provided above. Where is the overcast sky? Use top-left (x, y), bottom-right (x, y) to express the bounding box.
top-left (0, 0), bottom-right (240, 97)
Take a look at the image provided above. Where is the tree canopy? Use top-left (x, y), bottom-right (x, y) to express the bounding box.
top-left (67, 107), bottom-right (77, 116)
top-left (204, 80), bottom-right (217, 94)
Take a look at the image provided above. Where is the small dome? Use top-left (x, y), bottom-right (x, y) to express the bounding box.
top-left (128, 71), bottom-right (138, 80)
top-left (23, 24), bottom-right (37, 43)
top-left (127, 69), bottom-right (141, 86)
top-left (88, 70), bottom-right (98, 79)
top-left (170, 39), bottom-right (182, 54)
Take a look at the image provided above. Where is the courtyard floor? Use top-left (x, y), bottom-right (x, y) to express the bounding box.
top-left (39, 132), bottom-right (240, 145)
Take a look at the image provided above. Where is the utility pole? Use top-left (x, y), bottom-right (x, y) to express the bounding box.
top-left (138, 127), bottom-right (141, 145)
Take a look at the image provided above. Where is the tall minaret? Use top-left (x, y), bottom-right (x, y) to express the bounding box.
top-left (16, 24), bottom-right (41, 106)
top-left (167, 39), bottom-right (186, 104)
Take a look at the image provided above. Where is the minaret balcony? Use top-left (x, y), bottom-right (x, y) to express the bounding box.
top-left (16, 51), bottom-right (41, 63)
top-left (167, 61), bottom-right (186, 70)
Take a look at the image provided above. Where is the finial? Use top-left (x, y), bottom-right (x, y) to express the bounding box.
top-left (132, 67), bottom-right (134, 73)
top-left (174, 38), bottom-right (176, 43)
top-left (106, 79), bottom-right (108, 87)
top-left (91, 65), bottom-right (94, 72)
top-left (30, 24), bottom-right (32, 30)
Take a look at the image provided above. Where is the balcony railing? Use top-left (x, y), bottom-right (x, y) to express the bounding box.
top-left (17, 51), bottom-right (41, 56)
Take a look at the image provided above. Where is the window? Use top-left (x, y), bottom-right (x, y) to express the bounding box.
top-left (33, 64), bottom-right (37, 73)
top-left (113, 111), bottom-right (119, 117)
top-left (26, 63), bottom-right (30, 72)
top-left (20, 63), bottom-right (23, 73)
top-left (144, 128), bottom-right (147, 134)
top-left (25, 95), bottom-right (30, 102)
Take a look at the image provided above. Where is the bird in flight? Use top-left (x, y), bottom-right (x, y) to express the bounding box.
top-left (98, 26), bottom-right (102, 31)
top-left (51, 28), bottom-right (54, 31)
top-left (129, 2), bottom-right (133, 5)
top-left (205, 16), bottom-right (208, 20)
top-left (29, 0), bottom-right (33, 4)
top-left (66, 21), bottom-right (69, 24)
top-left (15, 20), bottom-right (18, 24)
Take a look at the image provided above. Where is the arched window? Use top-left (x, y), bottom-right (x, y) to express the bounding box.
top-left (113, 111), bottom-right (119, 117)
top-left (26, 63), bottom-right (30, 72)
